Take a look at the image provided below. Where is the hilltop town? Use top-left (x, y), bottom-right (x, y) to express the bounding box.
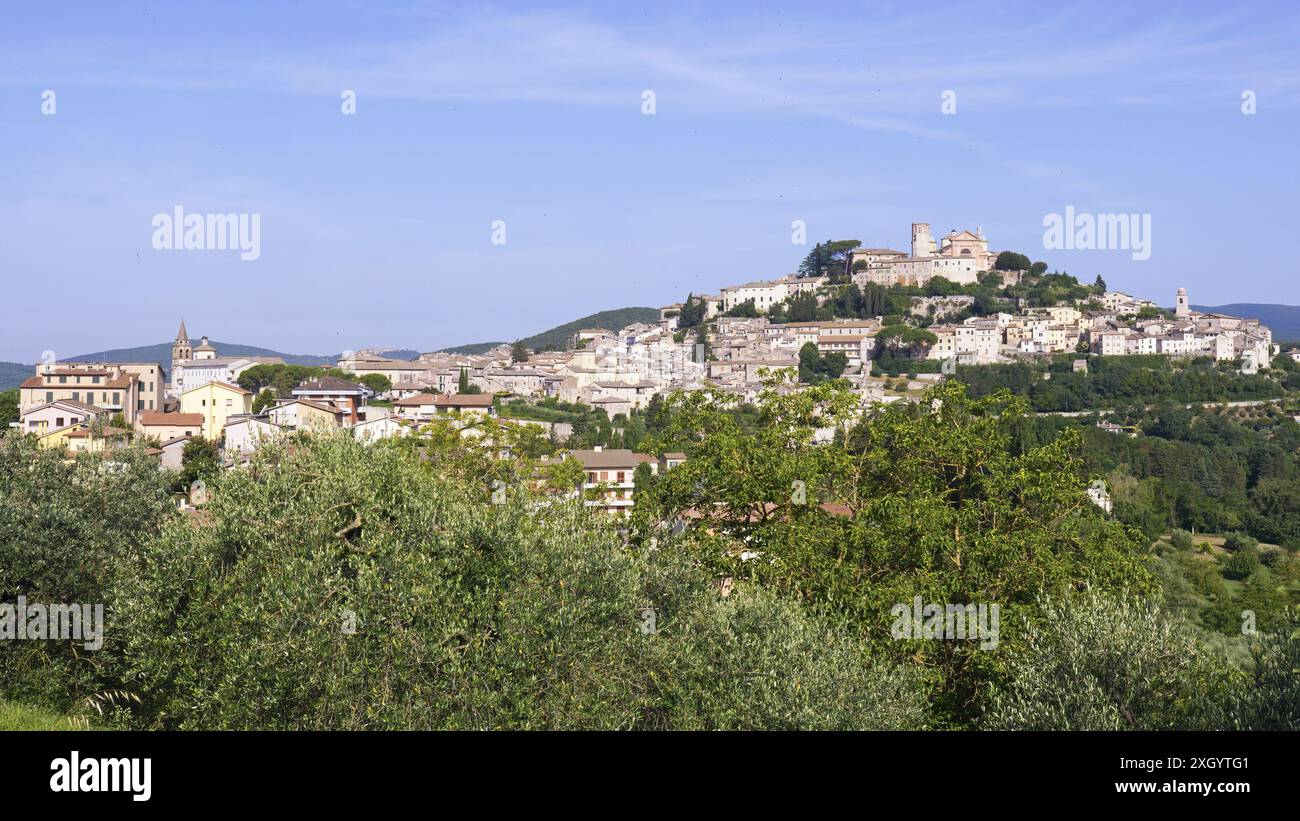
top-left (5, 221), bottom-right (1291, 517)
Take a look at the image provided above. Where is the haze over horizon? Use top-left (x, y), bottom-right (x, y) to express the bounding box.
top-left (2, 0), bottom-right (1298, 362)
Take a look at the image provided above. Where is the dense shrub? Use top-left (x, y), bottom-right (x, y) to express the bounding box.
top-left (0, 436), bottom-right (174, 711)
top-left (984, 594), bottom-right (1238, 730)
top-left (106, 435), bottom-right (927, 730)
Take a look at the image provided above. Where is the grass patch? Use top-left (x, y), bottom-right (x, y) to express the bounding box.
top-left (0, 700), bottom-right (99, 731)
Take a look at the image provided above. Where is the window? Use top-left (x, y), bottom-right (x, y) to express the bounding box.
top-left (58, 375), bottom-right (67, 384)
top-left (92, 376), bottom-right (101, 384)
top-left (72, 392), bottom-right (79, 401)
top-left (56, 417), bottom-right (64, 427)
top-left (45, 392), bottom-right (53, 402)
top-left (113, 392), bottom-right (120, 405)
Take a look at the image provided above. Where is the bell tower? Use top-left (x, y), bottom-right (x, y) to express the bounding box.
top-left (171, 318), bottom-right (192, 393)
top-left (1175, 287), bottom-right (1190, 319)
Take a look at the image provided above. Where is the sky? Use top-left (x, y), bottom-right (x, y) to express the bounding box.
top-left (1, 0), bottom-right (1298, 362)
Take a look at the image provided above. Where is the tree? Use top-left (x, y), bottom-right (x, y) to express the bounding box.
top-left (984, 594), bottom-right (1236, 730)
top-left (458, 367), bottom-right (470, 393)
top-left (787, 292), bottom-right (819, 323)
top-left (722, 300), bottom-right (759, 318)
top-left (797, 239), bottom-right (860, 280)
top-left (238, 364), bottom-right (355, 397)
top-left (176, 436), bottom-right (221, 493)
top-left (510, 341), bottom-right (530, 363)
top-left (1093, 274), bottom-right (1107, 293)
top-left (0, 389), bottom-right (17, 429)
top-left (358, 373), bottom-right (391, 395)
top-left (648, 379), bottom-right (1155, 724)
top-left (252, 389), bottom-right (276, 415)
top-left (1222, 547), bottom-right (1259, 580)
top-left (676, 295), bottom-right (707, 330)
top-left (995, 251), bottom-right (1032, 271)
top-left (0, 435), bottom-right (174, 712)
top-left (796, 343), bottom-right (847, 384)
top-left (107, 433), bottom-right (928, 729)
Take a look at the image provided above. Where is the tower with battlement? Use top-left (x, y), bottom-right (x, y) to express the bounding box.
top-left (911, 223), bottom-right (935, 258)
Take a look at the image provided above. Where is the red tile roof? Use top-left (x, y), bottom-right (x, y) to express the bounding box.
top-left (140, 412), bottom-right (203, 427)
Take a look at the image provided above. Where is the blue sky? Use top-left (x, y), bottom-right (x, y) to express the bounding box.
top-left (1, 0), bottom-right (1298, 361)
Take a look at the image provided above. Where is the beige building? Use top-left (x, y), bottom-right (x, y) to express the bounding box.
top-left (17, 399), bottom-right (105, 437)
top-left (60, 361), bottom-right (164, 414)
top-left (19, 364), bottom-right (144, 426)
top-left (138, 411), bottom-right (203, 441)
top-left (336, 355), bottom-right (430, 386)
top-left (179, 381), bottom-right (253, 440)
top-left (268, 399), bottom-right (344, 430)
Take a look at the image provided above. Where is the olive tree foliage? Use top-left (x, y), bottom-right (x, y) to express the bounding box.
top-left (642, 378), bottom-right (1156, 725)
top-left (984, 594), bottom-right (1239, 730)
top-left (987, 594), bottom-right (1300, 730)
top-left (1228, 607), bottom-right (1300, 730)
top-left (643, 586), bottom-right (928, 730)
top-left (108, 433), bottom-right (928, 730)
top-left (0, 435), bottom-right (175, 710)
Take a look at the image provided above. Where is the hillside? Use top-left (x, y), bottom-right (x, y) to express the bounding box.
top-left (1194, 303), bottom-right (1300, 343)
top-left (0, 362), bottom-right (31, 390)
top-left (441, 307), bottom-right (661, 354)
top-left (1, 345), bottom-right (420, 389)
top-left (64, 341), bottom-right (339, 369)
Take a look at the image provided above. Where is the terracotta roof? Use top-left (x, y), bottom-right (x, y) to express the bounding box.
top-left (432, 393), bottom-right (494, 408)
top-left (140, 412), bottom-right (203, 427)
top-left (394, 394), bottom-right (436, 406)
top-left (569, 448), bottom-right (642, 469)
top-left (22, 399), bottom-right (104, 415)
top-left (278, 399), bottom-right (342, 415)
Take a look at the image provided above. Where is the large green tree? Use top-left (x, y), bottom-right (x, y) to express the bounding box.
top-left (645, 378), bottom-right (1155, 724)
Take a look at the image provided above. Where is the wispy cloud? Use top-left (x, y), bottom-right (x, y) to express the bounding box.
top-left (5, 4), bottom-right (1297, 124)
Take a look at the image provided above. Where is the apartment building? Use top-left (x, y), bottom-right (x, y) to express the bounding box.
top-left (179, 381), bottom-right (253, 440)
top-left (17, 399), bottom-right (105, 437)
top-left (571, 447), bottom-right (657, 517)
top-left (60, 361), bottom-right (165, 414)
top-left (19, 364), bottom-right (144, 426)
top-left (174, 356), bottom-right (283, 396)
top-left (138, 411), bottom-right (204, 441)
top-left (292, 376), bottom-right (369, 424)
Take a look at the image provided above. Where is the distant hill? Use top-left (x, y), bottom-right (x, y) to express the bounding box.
top-left (372, 349), bottom-right (420, 361)
top-left (2, 343), bottom-right (419, 391)
top-left (1194, 304), bottom-right (1300, 343)
top-left (441, 307), bottom-right (661, 355)
top-left (0, 362), bottom-right (31, 391)
top-left (64, 341), bottom-right (339, 370)
top-left (440, 341), bottom-right (508, 355)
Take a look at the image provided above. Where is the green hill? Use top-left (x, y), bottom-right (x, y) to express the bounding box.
top-left (0, 362), bottom-right (32, 391)
top-left (441, 307), bottom-right (661, 354)
top-left (1193, 304), bottom-right (1300, 344)
top-left (2, 344), bottom-right (423, 391)
top-left (63, 341), bottom-right (339, 369)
